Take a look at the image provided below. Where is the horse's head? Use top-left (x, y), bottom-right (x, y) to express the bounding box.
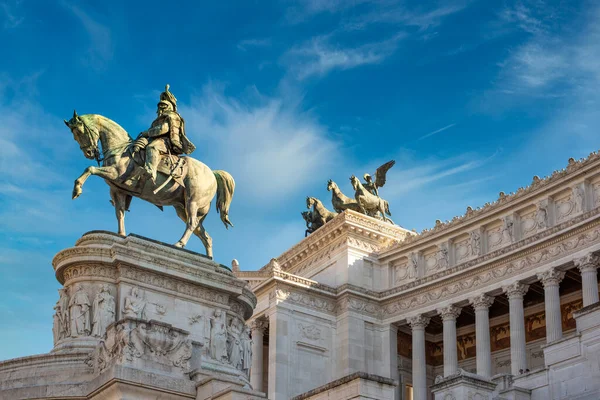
top-left (64, 110), bottom-right (99, 160)
top-left (350, 175), bottom-right (359, 190)
top-left (301, 210), bottom-right (311, 221)
top-left (306, 196), bottom-right (314, 209)
top-left (327, 179), bottom-right (335, 191)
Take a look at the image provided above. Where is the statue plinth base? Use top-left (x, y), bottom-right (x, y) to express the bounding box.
top-left (0, 231), bottom-right (264, 400)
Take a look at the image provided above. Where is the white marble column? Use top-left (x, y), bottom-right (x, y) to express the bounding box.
top-left (408, 314), bottom-right (430, 400)
top-left (503, 282), bottom-right (529, 375)
top-left (250, 319), bottom-right (267, 392)
top-left (437, 305), bottom-right (461, 377)
top-left (469, 294), bottom-right (494, 378)
top-left (575, 253), bottom-right (600, 307)
top-left (537, 268), bottom-right (566, 343)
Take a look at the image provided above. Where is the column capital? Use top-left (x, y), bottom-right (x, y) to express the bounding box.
top-left (537, 268), bottom-right (566, 288)
top-left (437, 305), bottom-right (462, 321)
top-left (250, 318), bottom-right (268, 333)
top-left (469, 294), bottom-right (495, 311)
top-left (408, 314), bottom-right (430, 330)
top-left (502, 282), bottom-right (529, 299)
top-left (574, 253), bottom-right (600, 273)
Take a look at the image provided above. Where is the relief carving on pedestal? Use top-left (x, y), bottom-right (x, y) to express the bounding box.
top-left (241, 325), bottom-right (252, 376)
top-left (209, 309), bottom-right (228, 363)
top-left (53, 288), bottom-right (70, 343)
top-left (69, 285), bottom-right (91, 337)
top-left (86, 319), bottom-right (192, 374)
top-left (227, 317), bottom-right (244, 370)
top-left (91, 285), bottom-right (115, 338)
top-left (123, 286), bottom-right (147, 319)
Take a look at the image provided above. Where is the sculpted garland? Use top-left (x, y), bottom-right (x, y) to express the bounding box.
top-left (303, 160), bottom-right (396, 235)
top-left (64, 85), bottom-right (234, 258)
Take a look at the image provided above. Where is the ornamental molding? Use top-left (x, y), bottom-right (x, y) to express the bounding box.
top-left (270, 285), bottom-right (337, 315)
top-left (380, 152), bottom-right (600, 256)
top-left (256, 210), bottom-right (413, 275)
top-left (380, 217), bottom-right (600, 319)
top-left (380, 208), bottom-right (600, 299)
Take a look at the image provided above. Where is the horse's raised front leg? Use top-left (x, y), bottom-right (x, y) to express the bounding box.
top-left (73, 166), bottom-right (119, 199)
top-left (110, 189), bottom-right (131, 236)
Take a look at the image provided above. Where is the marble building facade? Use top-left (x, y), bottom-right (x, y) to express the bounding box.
top-left (237, 152), bottom-right (600, 400)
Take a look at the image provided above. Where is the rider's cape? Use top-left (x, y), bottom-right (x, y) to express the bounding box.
top-left (165, 111), bottom-right (196, 155)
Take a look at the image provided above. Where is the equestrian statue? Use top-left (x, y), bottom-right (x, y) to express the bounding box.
top-left (64, 85), bottom-right (234, 258)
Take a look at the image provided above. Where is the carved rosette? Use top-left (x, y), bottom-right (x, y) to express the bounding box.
top-left (502, 282), bottom-right (529, 300)
top-left (437, 305), bottom-right (462, 321)
top-left (537, 268), bottom-right (566, 288)
top-left (469, 294), bottom-right (495, 311)
top-left (407, 314), bottom-right (430, 330)
top-left (574, 253), bottom-right (600, 273)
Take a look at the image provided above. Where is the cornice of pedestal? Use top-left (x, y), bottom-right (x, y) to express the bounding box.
top-left (253, 210), bottom-right (414, 276)
top-left (53, 231), bottom-right (257, 319)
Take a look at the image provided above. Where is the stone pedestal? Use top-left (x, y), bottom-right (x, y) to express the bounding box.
top-left (0, 231), bottom-right (265, 400)
top-left (430, 369), bottom-right (497, 400)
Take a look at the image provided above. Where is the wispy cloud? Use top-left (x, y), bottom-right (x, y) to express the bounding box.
top-left (63, 2), bottom-right (113, 70)
top-left (1, 1), bottom-right (23, 29)
top-left (284, 32), bottom-right (406, 79)
top-left (419, 123), bottom-right (456, 140)
top-left (180, 84), bottom-right (340, 202)
top-left (237, 38), bottom-right (272, 52)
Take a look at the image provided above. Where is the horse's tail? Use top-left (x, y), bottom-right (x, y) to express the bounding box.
top-left (214, 170), bottom-right (235, 229)
top-left (385, 200), bottom-right (392, 216)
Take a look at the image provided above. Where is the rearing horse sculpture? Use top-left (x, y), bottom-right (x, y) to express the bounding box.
top-left (64, 111), bottom-right (234, 258)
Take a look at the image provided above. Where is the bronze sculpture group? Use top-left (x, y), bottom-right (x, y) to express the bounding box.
top-left (303, 161), bottom-right (396, 236)
top-left (64, 85), bottom-right (234, 258)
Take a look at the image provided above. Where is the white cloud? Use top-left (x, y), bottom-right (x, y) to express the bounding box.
top-left (284, 32), bottom-right (406, 79)
top-left (180, 84), bottom-right (340, 203)
top-left (63, 3), bottom-right (113, 70)
top-left (1, 1), bottom-right (24, 29)
top-left (419, 123), bottom-right (456, 140)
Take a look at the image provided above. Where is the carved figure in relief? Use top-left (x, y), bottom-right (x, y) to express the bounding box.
top-left (53, 288), bottom-right (70, 342)
top-left (92, 285), bottom-right (116, 338)
top-left (502, 217), bottom-right (514, 243)
top-left (536, 203), bottom-right (548, 230)
top-left (241, 325), bottom-right (252, 375)
top-left (437, 244), bottom-right (449, 269)
top-left (69, 285), bottom-right (91, 337)
top-left (573, 185), bottom-right (584, 213)
top-left (469, 231), bottom-right (481, 257)
top-left (227, 317), bottom-right (244, 369)
top-left (209, 310), bottom-right (228, 362)
top-left (408, 253), bottom-right (418, 279)
top-left (123, 287), bottom-right (147, 320)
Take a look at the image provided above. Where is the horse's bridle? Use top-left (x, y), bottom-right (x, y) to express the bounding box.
top-left (78, 118), bottom-right (104, 166)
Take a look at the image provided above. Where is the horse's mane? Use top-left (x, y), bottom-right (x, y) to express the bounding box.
top-left (82, 114), bottom-right (132, 141)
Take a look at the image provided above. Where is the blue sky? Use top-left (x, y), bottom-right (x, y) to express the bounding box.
top-left (1, 0), bottom-right (598, 359)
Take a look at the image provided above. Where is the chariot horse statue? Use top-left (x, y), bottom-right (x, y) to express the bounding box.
top-left (64, 85), bottom-right (234, 258)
